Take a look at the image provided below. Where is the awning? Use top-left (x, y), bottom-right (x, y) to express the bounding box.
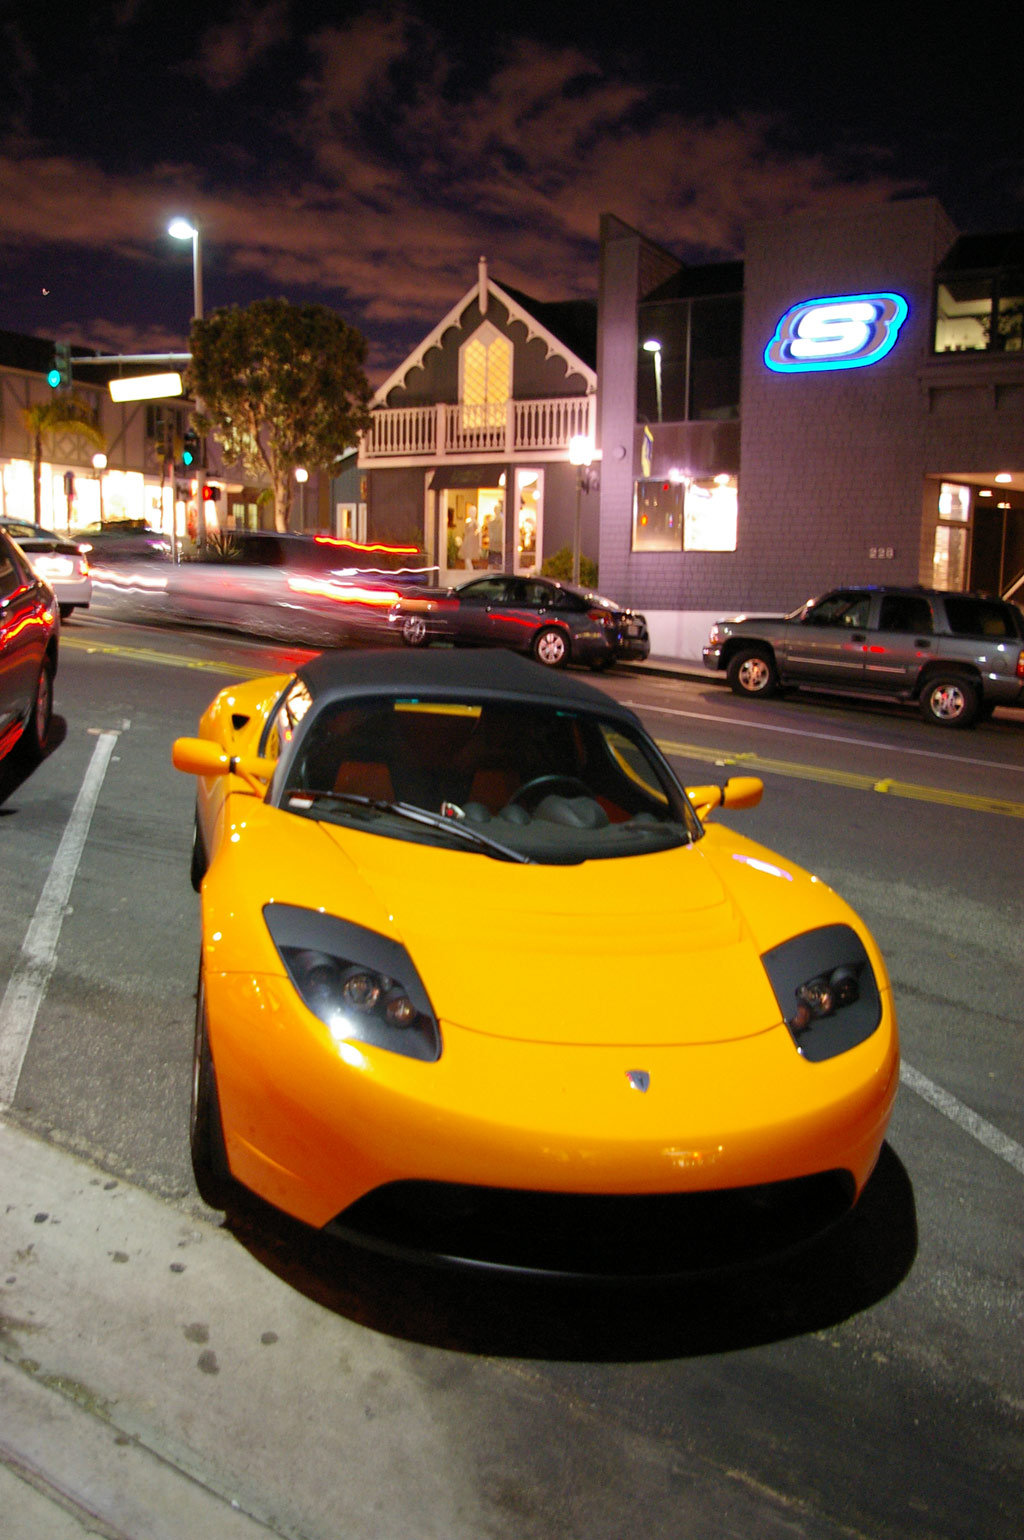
top-left (428, 464), bottom-right (508, 491)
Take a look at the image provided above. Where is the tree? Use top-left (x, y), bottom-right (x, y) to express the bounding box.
top-left (186, 299), bottom-right (374, 532)
top-left (20, 396), bottom-right (106, 526)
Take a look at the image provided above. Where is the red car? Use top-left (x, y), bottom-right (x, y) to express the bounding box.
top-left (0, 527), bottom-right (59, 767)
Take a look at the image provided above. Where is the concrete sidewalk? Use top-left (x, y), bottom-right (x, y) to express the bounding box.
top-left (0, 1116), bottom-right (475, 1540)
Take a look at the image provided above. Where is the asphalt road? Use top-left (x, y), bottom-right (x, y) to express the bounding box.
top-left (1, 611), bottom-right (1021, 1540)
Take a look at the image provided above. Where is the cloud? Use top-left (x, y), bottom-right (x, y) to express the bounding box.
top-left (0, 6), bottom-right (920, 378)
top-left (187, 0), bottom-right (291, 90)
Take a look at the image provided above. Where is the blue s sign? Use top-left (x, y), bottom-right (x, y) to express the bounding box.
top-left (765, 292), bottom-right (909, 373)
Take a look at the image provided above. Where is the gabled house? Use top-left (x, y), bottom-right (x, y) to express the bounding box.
top-left (349, 260), bottom-right (597, 582)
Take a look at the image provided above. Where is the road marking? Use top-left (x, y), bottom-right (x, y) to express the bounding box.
top-left (901, 1061), bottom-right (1024, 1177)
top-left (62, 635), bottom-right (269, 678)
top-left (657, 737), bottom-right (1024, 819)
top-left (0, 732), bottom-right (118, 1109)
top-left (623, 698), bottom-right (1024, 776)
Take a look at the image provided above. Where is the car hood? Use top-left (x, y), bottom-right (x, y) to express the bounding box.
top-left (317, 823), bottom-right (787, 1048)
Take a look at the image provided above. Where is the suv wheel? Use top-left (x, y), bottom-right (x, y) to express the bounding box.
top-left (727, 647), bottom-right (779, 698)
top-left (919, 675), bottom-right (979, 728)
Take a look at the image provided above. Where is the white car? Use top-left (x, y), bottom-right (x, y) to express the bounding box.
top-left (0, 518), bottom-right (92, 620)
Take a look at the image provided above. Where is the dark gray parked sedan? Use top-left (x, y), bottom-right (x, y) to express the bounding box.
top-left (389, 574), bottom-right (650, 670)
top-left (703, 585), bottom-right (1024, 727)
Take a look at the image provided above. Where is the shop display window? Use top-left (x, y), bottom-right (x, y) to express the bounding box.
top-left (633, 479), bottom-right (684, 551)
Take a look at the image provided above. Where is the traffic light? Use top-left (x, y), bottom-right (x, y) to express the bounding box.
top-left (47, 341), bottom-right (71, 389)
top-left (181, 426), bottom-right (199, 469)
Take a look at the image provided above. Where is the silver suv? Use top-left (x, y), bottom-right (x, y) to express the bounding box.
top-left (702, 587), bottom-right (1024, 727)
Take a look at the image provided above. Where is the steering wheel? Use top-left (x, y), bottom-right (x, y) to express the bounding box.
top-left (506, 774), bottom-right (594, 812)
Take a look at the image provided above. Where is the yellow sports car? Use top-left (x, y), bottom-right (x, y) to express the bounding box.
top-left (173, 649), bottom-right (898, 1271)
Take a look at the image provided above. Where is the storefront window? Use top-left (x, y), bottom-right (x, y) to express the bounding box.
top-left (515, 469), bottom-right (539, 572)
top-left (684, 475), bottom-right (738, 551)
top-left (932, 523), bottom-right (968, 590)
top-left (633, 479), bottom-right (684, 551)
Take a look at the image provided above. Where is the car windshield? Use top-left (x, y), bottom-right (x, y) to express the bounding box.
top-left (277, 694), bottom-right (698, 863)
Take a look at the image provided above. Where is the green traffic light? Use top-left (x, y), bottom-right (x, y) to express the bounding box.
top-left (47, 368), bottom-right (62, 388)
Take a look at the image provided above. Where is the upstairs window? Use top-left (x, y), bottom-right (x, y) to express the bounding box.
top-left (460, 323), bottom-right (512, 428)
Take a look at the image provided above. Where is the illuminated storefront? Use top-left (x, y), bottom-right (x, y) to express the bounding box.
top-left (597, 202), bottom-right (1024, 648)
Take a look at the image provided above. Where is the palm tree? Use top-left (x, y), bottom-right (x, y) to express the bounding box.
top-left (20, 396), bottom-right (107, 526)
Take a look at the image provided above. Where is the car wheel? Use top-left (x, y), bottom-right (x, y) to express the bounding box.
top-left (727, 647), bottom-right (779, 698)
top-left (588, 656), bottom-right (614, 672)
top-left (18, 658), bottom-right (53, 764)
top-left (401, 613), bottom-right (429, 647)
top-left (532, 626), bottom-right (569, 667)
top-left (59, 604), bottom-right (74, 621)
top-left (189, 810), bottom-right (207, 893)
top-left (190, 970), bottom-right (233, 1210)
top-left (919, 675), bottom-right (979, 728)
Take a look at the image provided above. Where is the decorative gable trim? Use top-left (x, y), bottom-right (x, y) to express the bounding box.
top-left (373, 267), bottom-right (596, 404)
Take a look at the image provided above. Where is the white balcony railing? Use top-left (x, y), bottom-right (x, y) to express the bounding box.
top-left (362, 395), bottom-right (594, 461)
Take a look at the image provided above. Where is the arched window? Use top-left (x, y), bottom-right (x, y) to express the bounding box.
top-left (460, 323), bottom-right (511, 429)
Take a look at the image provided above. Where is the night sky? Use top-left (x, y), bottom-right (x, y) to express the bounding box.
top-left (1, 0), bottom-right (1018, 384)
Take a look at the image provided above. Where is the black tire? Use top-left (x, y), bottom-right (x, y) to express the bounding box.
top-left (918, 675), bottom-right (979, 728)
top-left (189, 810), bottom-right (207, 893)
top-left (726, 646), bottom-right (779, 699)
top-left (588, 656), bottom-right (615, 672)
top-left (401, 613), bottom-right (429, 647)
top-left (59, 604), bottom-right (74, 621)
top-left (190, 971), bottom-right (233, 1210)
top-left (18, 658), bottom-right (53, 764)
top-left (532, 626), bottom-right (569, 667)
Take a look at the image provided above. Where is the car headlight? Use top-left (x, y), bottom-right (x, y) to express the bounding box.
top-left (761, 923), bottom-right (882, 1062)
top-left (263, 903), bottom-right (441, 1062)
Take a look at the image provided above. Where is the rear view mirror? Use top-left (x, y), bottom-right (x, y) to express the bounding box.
top-left (686, 776), bottom-right (764, 820)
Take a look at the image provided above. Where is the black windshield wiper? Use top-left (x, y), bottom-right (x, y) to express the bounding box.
top-left (289, 791), bottom-right (534, 864)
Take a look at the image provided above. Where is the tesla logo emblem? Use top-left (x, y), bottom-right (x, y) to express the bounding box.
top-left (765, 292), bottom-right (909, 373)
top-left (626, 1070), bottom-right (650, 1093)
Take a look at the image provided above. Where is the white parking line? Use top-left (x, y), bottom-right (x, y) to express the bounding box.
top-left (901, 1061), bottom-right (1024, 1177)
top-left (0, 731), bottom-right (118, 1109)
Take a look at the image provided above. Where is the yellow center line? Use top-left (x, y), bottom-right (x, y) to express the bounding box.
top-left (657, 738), bottom-right (1024, 820)
top-left (62, 635), bottom-right (269, 678)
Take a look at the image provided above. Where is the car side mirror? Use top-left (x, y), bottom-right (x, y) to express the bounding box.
top-left (686, 776), bottom-right (763, 821)
top-left (172, 736), bottom-right (275, 794)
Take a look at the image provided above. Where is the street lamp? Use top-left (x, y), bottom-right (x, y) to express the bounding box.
top-left (643, 338), bottom-right (663, 422)
top-left (168, 217), bottom-right (206, 550)
top-left (569, 435), bottom-right (596, 587)
top-left (92, 452), bottom-right (107, 523)
top-left (294, 466), bottom-right (308, 527)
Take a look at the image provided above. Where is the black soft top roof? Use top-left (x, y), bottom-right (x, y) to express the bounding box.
top-left (297, 646), bottom-right (642, 727)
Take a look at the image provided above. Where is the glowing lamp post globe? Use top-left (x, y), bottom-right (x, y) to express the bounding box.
top-left (294, 466), bottom-right (308, 527)
top-left (569, 435), bottom-right (595, 587)
top-left (168, 218), bottom-right (206, 549)
top-left (643, 338), bottom-right (663, 422)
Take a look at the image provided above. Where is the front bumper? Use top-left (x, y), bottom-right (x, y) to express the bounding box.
top-left (206, 968), bottom-right (899, 1232)
top-left (702, 644), bottom-right (723, 669)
